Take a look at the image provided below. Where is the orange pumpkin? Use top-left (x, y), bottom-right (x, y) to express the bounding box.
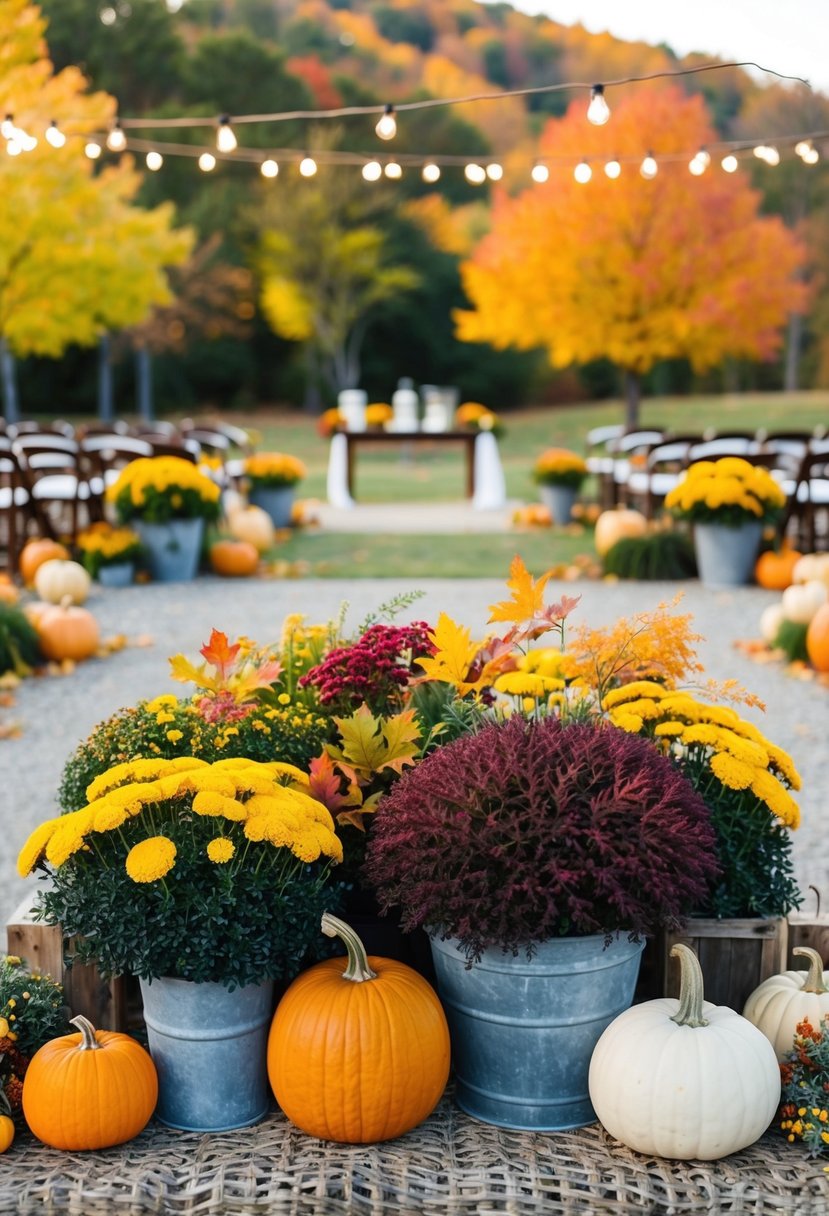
top-left (594, 508), bottom-right (647, 557)
top-left (0, 1112), bottom-right (13, 1153)
top-left (268, 914), bottom-right (450, 1143)
top-left (754, 547), bottom-right (802, 591)
top-left (806, 603), bottom-right (829, 673)
top-left (0, 575), bottom-right (19, 605)
top-left (209, 539), bottom-right (259, 578)
top-left (18, 539), bottom-right (69, 586)
top-left (36, 597), bottom-right (100, 661)
top-left (23, 1015), bottom-right (157, 1150)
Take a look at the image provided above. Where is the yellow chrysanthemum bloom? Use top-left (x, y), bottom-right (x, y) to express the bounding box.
top-left (206, 837), bottom-right (235, 864)
top-left (192, 790), bottom-right (248, 821)
top-left (654, 721), bottom-right (685, 737)
top-left (290, 832), bottom-right (322, 863)
top-left (494, 672), bottom-right (549, 697)
top-left (92, 804), bottom-right (131, 833)
top-left (17, 818), bottom-right (63, 877)
top-left (125, 836), bottom-right (177, 883)
top-left (710, 752), bottom-right (756, 790)
top-left (166, 730), bottom-right (184, 743)
top-left (602, 681), bottom-right (669, 708)
top-left (750, 769), bottom-right (801, 829)
top-left (610, 711), bottom-right (644, 733)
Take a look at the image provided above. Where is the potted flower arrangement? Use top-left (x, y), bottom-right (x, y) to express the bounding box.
top-left (454, 402), bottom-right (503, 437)
top-left (364, 402), bottom-right (394, 431)
top-left (18, 756), bottom-right (343, 1132)
top-left (532, 447), bottom-right (588, 523)
top-left (664, 457), bottom-right (786, 587)
top-left (316, 408), bottom-right (344, 438)
top-left (75, 522), bottom-right (142, 587)
top-left (0, 954), bottom-right (68, 1118)
top-left (243, 452), bottom-right (307, 528)
top-left (106, 455), bottom-right (221, 582)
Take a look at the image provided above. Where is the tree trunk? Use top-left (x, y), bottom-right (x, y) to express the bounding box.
top-left (623, 370), bottom-right (641, 430)
top-left (784, 311), bottom-right (803, 392)
top-left (0, 339), bottom-right (20, 425)
top-left (135, 347), bottom-right (153, 422)
top-left (98, 334), bottom-right (114, 423)
top-left (303, 344), bottom-right (322, 414)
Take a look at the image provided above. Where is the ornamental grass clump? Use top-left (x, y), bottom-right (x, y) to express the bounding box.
top-left (665, 457), bottom-right (786, 527)
top-left (20, 758), bottom-right (342, 988)
top-left (365, 715), bottom-right (718, 962)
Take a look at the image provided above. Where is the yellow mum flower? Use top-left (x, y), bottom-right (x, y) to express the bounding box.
top-left (290, 832), bottom-right (322, 863)
top-left (156, 711), bottom-right (175, 724)
top-left (125, 836), bottom-right (177, 883)
top-left (710, 752), bottom-right (755, 790)
top-left (602, 681), bottom-right (669, 708)
top-left (17, 818), bottom-right (63, 877)
top-left (206, 837), bottom-right (235, 864)
top-left (166, 730), bottom-right (184, 743)
top-left (654, 721), bottom-right (685, 737)
top-left (609, 711), bottom-right (644, 733)
top-left (45, 821), bottom-right (89, 868)
top-left (192, 791), bottom-right (248, 821)
top-left (146, 694), bottom-right (179, 712)
top-left (92, 804), bottom-right (131, 832)
top-left (751, 769), bottom-right (801, 829)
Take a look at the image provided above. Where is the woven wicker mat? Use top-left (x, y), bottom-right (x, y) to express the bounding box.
top-left (0, 1096), bottom-right (827, 1216)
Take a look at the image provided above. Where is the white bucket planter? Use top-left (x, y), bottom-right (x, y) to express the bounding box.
top-left (693, 521), bottom-right (763, 588)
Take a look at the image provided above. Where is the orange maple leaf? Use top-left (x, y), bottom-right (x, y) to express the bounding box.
top-left (200, 629), bottom-right (240, 679)
top-left (307, 752), bottom-right (362, 815)
top-left (488, 555), bottom-right (552, 626)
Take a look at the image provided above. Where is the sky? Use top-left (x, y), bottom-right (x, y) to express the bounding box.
top-left (481, 0), bottom-right (829, 96)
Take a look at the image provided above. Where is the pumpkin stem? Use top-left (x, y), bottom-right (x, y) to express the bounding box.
top-left (60, 595), bottom-right (73, 610)
top-left (321, 912), bottom-right (377, 983)
top-left (669, 944), bottom-right (709, 1029)
top-left (70, 1014), bottom-right (102, 1051)
top-left (794, 946), bottom-right (829, 994)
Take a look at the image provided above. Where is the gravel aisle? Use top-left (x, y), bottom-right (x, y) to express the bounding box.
top-left (2, 577), bottom-right (825, 926)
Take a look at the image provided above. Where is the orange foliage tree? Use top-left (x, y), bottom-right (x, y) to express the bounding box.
top-left (455, 87), bottom-right (809, 426)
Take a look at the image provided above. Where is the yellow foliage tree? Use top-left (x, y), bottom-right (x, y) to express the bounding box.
top-left (455, 87), bottom-right (809, 426)
top-left (0, 0), bottom-right (192, 417)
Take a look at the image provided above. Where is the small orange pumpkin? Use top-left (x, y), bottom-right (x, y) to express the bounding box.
top-left (754, 547), bottom-right (802, 591)
top-left (36, 597), bottom-right (100, 661)
top-left (23, 1015), bottom-right (157, 1150)
top-left (0, 575), bottom-right (19, 605)
top-left (209, 539), bottom-right (259, 578)
top-left (0, 1102), bottom-right (13, 1153)
top-left (268, 913), bottom-right (450, 1143)
top-left (806, 602), bottom-right (829, 673)
top-left (18, 539), bottom-right (69, 586)
top-left (594, 508), bottom-right (647, 557)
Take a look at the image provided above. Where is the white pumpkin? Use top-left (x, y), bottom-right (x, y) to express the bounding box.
top-left (781, 579), bottom-right (828, 625)
top-left (588, 944), bottom-right (780, 1160)
top-left (34, 558), bottom-right (91, 606)
top-left (221, 488), bottom-right (246, 520)
top-left (792, 553), bottom-right (829, 588)
top-left (743, 947), bottom-right (829, 1060)
top-left (760, 602), bottom-right (786, 645)
top-left (228, 505), bottom-right (274, 553)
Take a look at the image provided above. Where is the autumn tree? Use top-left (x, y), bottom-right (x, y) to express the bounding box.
top-left (455, 87), bottom-right (809, 426)
top-left (0, 0), bottom-right (192, 419)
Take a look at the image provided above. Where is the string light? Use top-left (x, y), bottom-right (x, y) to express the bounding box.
top-left (299, 155), bottom-right (317, 176)
top-left (145, 150), bottom-right (163, 171)
top-left (587, 84), bottom-right (611, 126)
top-left (260, 158), bottom-right (278, 178)
top-left (45, 120), bottom-right (66, 148)
top-left (640, 152), bottom-right (658, 179)
top-left (721, 153), bottom-right (739, 172)
top-left (422, 162), bottom-right (441, 183)
top-left (85, 140), bottom-right (102, 159)
top-left (1, 115), bottom-right (14, 140)
top-left (216, 116), bottom-right (237, 154)
top-left (198, 152), bottom-right (216, 172)
top-left (486, 162), bottom-right (503, 181)
top-left (574, 160), bottom-right (592, 183)
top-left (753, 144), bottom-right (780, 165)
top-left (689, 147), bottom-right (710, 174)
top-left (384, 161), bottom-right (402, 179)
top-left (362, 160), bottom-right (382, 181)
top-left (6, 140), bottom-right (21, 157)
top-left (106, 121), bottom-right (126, 152)
top-left (464, 162), bottom-right (486, 184)
top-left (604, 159), bottom-right (621, 179)
top-left (531, 163), bottom-right (549, 183)
top-left (375, 104), bottom-right (397, 141)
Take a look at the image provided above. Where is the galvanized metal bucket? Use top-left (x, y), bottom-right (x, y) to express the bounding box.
top-left (693, 521), bottom-right (763, 588)
top-left (134, 517), bottom-right (204, 583)
top-left (249, 485), bottom-right (295, 528)
top-left (429, 933), bottom-right (644, 1131)
top-left (140, 976), bottom-right (275, 1131)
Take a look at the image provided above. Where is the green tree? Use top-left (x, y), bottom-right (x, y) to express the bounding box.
top-left (0, 0), bottom-right (192, 419)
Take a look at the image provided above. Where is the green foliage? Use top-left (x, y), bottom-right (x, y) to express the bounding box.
top-left (0, 604), bottom-right (42, 676)
top-left (0, 954), bottom-right (68, 1059)
top-left (603, 532), bottom-right (698, 581)
top-left (59, 697), bottom-right (329, 813)
top-left (780, 1015), bottom-right (829, 1156)
top-left (372, 6), bottom-right (434, 50)
top-left (774, 619), bottom-right (810, 663)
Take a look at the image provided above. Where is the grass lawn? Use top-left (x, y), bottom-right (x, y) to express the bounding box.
top-left (266, 527), bottom-right (594, 579)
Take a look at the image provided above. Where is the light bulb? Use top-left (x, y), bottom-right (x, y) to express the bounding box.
top-left (486, 162), bottom-right (503, 181)
top-left (530, 163), bottom-right (549, 183)
top-left (299, 156), bottom-right (317, 177)
top-left (693, 148), bottom-right (710, 170)
top-left (721, 154), bottom-right (738, 173)
top-left (198, 152), bottom-right (216, 172)
top-left (85, 140), bottom-right (102, 160)
top-left (19, 132), bottom-right (37, 152)
top-left (689, 155), bottom-right (706, 176)
top-left (464, 162), bottom-right (486, 184)
top-left (45, 121), bottom-right (66, 149)
top-left (260, 158), bottom-right (278, 178)
top-left (587, 84), bottom-right (610, 126)
top-left (362, 160), bottom-right (382, 181)
top-left (6, 139), bottom-right (21, 157)
top-left (574, 160), bottom-right (592, 184)
top-left (764, 145), bottom-right (780, 166)
top-left (795, 140), bottom-right (811, 158)
top-left (1, 115), bottom-right (15, 140)
top-left (640, 153), bottom-right (658, 179)
top-left (375, 104), bottom-right (396, 141)
top-left (106, 122), bottom-right (126, 152)
top-left (604, 159), bottom-right (621, 179)
top-left (146, 150), bottom-right (163, 171)
top-left (422, 162), bottom-right (441, 183)
top-left (216, 116), bottom-right (237, 153)
top-left (753, 144), bottom-right (768, 160)
top-left (384, 161), bottom-right (402, 179)
top-left (804, 147), bottom-right (820, 164)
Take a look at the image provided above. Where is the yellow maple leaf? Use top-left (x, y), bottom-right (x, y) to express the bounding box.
top-left (168, 653), bottom-right (218, 693)
top-left (329, 705), bottom-right (421, 780)
top-left (416, 613), bottom-right (486, 694)
top-left (488, 555), bottom-right (552, 627)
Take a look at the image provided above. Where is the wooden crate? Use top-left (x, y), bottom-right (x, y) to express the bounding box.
top-left (787, 890), bottom-right (829, 965)
top-left (657, 917), bottom-right (789, 1012)
top-left (6, 897), bottom-right (130, 1031)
